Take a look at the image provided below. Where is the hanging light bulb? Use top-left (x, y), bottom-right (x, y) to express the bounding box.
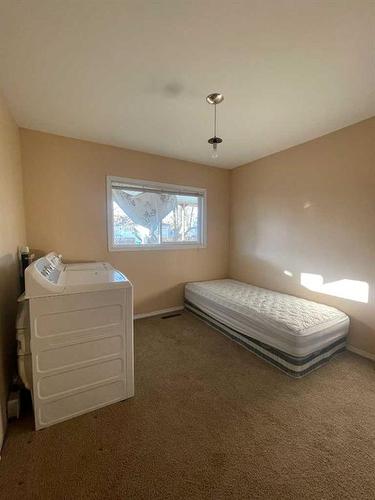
top-left (209, 137), bottom-right (222, 158)
top-left (206, 93), bottom-right (224, 159)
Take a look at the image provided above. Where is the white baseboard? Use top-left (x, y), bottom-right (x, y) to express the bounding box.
top-left (134, 306), bottom-right (184, 320)
top-left (347, 345), bottom-right (375, 362)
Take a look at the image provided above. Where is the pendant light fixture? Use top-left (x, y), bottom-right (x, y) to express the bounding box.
top-left (206, 92), bottom-right (224, 159)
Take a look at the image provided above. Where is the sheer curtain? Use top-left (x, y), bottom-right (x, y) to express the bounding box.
top-left (113, 190), bottom-right (177, 232)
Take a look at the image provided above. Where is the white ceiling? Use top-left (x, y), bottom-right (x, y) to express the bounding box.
top-left (0, 0), bottom-right (374, 169)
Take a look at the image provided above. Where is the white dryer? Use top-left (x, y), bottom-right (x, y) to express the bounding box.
top-left (21, 252), bottom-right (134, 430)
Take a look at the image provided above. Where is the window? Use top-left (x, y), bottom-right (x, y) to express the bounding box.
top-left (107, 176), bottom-right (207, 250)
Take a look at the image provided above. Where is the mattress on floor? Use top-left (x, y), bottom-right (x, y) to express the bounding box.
top-left (184, 279), bottom-right (350, 377)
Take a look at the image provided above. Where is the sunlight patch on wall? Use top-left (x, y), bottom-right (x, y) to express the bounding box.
top-left (283, 270), bottom-right (293, 277)
top-left (300, 273), bottom-right (369, 303)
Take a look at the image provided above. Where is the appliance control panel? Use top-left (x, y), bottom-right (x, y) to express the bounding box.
top-left (35, 256), bottom-right (61, 284)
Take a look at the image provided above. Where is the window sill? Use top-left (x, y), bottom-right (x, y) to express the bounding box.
top-left (109, 243), bottom-right (207, 252)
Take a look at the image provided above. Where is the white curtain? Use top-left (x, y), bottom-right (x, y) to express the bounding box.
top-left (113, 190), bottom-right (177, 231)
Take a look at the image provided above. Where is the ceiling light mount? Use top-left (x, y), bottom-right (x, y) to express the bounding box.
top-left (206, 92), bottom-right (224, 159)
top-left (206, 93), bottom-right (224, 105)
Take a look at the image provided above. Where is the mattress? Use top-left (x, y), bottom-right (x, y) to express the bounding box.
top-left (184, 279), bottom-right (349, 377)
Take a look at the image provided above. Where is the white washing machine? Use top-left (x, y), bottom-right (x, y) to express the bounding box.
top-left (18, 252), bottom-right (134, 430)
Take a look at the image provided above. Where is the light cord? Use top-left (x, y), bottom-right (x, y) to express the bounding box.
top-left (214, 104), bottom-right (217, 137)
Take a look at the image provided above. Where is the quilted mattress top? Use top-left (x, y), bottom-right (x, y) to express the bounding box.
top-left (185, 279), bottom-right (349, 335)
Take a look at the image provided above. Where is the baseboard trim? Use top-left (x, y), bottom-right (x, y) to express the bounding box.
top-left (134, 306), bottom-right (184, 320)
top-left (347, 345), bottom-right (375, 362)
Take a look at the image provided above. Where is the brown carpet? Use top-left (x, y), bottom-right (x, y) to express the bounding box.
top-left (1, 311), bottom-right (375, 499)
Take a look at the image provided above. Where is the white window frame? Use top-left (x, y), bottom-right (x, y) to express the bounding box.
top-left (107, 176), bottom-right (207, 251)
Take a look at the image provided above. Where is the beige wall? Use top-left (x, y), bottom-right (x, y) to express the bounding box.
top-left (0, 92), bottom-right (26, 446)
top-left (230, 117), bottom-right (375, 356)
top-left (20, 129), bottom-right (230, 314)
top-left (19, 118), bottom-right (375, 357)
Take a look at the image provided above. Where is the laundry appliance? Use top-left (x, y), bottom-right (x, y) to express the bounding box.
top-left (17, 252), bottom-right (134, 429)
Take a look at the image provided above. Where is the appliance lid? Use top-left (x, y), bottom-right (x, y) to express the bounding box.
top-left (64, 262), bottom-right (113, 271)
top-left (25, 253), bottom-right (131, 297)
top-left (54, 267), bottom-right (131, 294)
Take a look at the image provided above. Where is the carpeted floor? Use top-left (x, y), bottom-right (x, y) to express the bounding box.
top-left (1, 311), bottom-right (375, 499)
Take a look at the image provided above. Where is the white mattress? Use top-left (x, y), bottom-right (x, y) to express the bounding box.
top-left (185, 279), bottom-right (349, 357)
